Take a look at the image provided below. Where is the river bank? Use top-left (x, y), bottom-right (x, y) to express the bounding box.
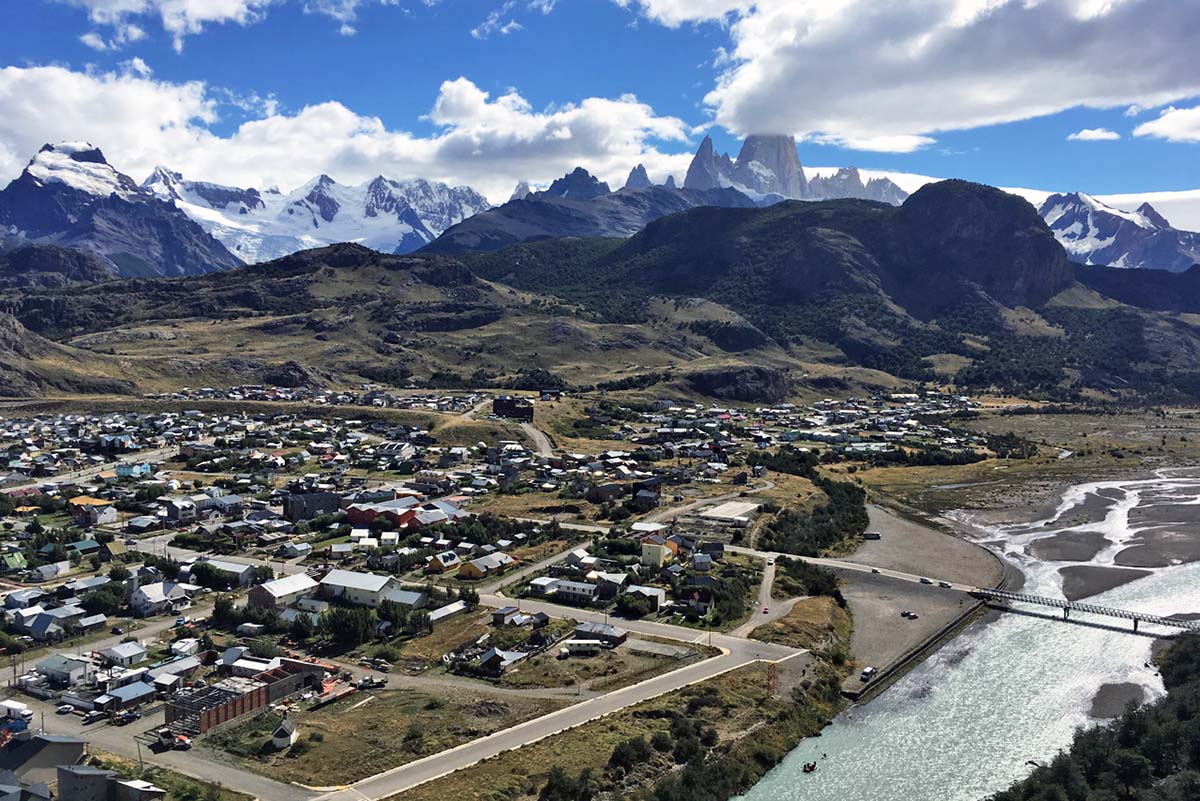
top-left (739, 470), bottom-right (1200, 801)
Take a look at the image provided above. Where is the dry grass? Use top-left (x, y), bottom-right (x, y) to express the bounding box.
top-left (750, 596), bottom-right (852, 652)
top-left (498, 640), bottom-right (703, 692)
top-left (205, 687), bottom-right (568, 787)
top-left (388, 662), bottom-right (821, 801)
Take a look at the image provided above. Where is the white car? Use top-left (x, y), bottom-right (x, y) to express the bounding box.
top-left (56, 705), bottom-right (73, 715)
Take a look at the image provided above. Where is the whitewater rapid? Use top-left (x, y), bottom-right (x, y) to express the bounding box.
top-left (740, 470), bottom-right (1200, 801)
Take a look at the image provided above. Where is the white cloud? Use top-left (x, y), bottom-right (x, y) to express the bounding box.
top-left (614, 0), bottom-right (750, 26)
top-left (620, 0), bottom-right (1200, 153)
top-left (79, 31), bottom-right (109, 50)
top-left (1134, 104), bottom-right (1200, 143)
top-left (0, 65), bottom-right (693, 202)
top-left (62, 0), bottom-right (404, 49)
top-left (1066, 127), bottom-right (1120, 141)
top-left (471, 2), bottom-right (519, 39)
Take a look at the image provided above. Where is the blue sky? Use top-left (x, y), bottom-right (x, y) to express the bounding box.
top-left (1, 0), bottom-right (1199, 203)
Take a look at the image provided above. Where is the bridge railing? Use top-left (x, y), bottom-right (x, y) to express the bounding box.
top-left (971, 588), bottom-right (1200, 632)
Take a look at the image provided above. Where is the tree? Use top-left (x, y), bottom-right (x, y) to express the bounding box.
top-left (319, 606), bottom-right (377, 647)
top-left (213, 596), bottom-right (236, 626)
top-left (459, 586), bottom-right (480, 610)
top-left (289, 614), bottom-right (315, 643)
top-left (108, 563), bottom-right (131, 581)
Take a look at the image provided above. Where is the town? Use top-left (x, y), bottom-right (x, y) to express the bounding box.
top-left (0, 388), bottom-right (1022, 800)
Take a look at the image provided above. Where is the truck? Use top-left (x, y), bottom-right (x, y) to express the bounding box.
top-left (0, 700), bottom-right (33, 722)
top-left (155, 728), bottom-right (192, 750)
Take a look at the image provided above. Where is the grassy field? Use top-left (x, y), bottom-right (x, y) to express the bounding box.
top-left (204, 686), bottom-right (568, 788)
top-left (845, 408), bottom-right (1200, 515)
top-left (498, 639), bottom-right (704, 692)
top-left (388, 658), bottom-right (846, 801)
top-left (750, 596), bottom-right (853, 653)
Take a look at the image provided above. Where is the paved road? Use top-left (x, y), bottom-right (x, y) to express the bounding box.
top-left (27, 693), bottom-right (312, 801)
top-left (128, 532), bottom-right (310, 577)
top-left (727, 544), bottom-right (976, 593)
top-left (1, 444), bottom-right (182, 495)
top-left (519, 422), bottom-right (554, 457)
top-left (316, 642), bottom-right (802, 801)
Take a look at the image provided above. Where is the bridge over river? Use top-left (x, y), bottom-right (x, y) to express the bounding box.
top-left (971, 588), bottom-right (1200, 633)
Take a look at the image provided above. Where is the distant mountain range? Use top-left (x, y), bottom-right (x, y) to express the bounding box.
top-left (425, 135), bottom-right (913, 254)
top-left (0, 142), bottom-right (241, 278)
top-left (142, 166), bottom-right (491, 263)
top-left (683, 134), bottom-right (909, 204)
top-left (12, 180), bottom-right (1200, 403)
top-left (6, 139), bottom-right (1200, 282)
top-left (1039, 192), bottom-right (1200, 272)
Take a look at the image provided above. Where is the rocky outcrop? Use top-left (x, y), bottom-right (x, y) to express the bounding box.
top-left (808, 168), bottom-right (908, 205)
top-left (625, 164), bottom-right (652, 190)
top-left (540, 168), bottom-right (611, 201)
top-left (686, 365), bottom-right (792, 403)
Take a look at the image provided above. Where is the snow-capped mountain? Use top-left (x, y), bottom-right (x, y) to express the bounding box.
top-left (1039, 192), bottom-right (1200, 272)
top-left (143, 168), bottom-right (491, 263)
top-left (682, 134), bottom-right (907, 205)
top-left (0, 143), bottom-right (241, 278)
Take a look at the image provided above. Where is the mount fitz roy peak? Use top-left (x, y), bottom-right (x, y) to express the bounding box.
top-left (0, 142), bottom-right (241, 277)
top-left (1039, 192), bottom-right (1200, 272)
top-left (683, 134), bottom-right (907, 204)
top-left (143, 166), bottom-right (491, 263)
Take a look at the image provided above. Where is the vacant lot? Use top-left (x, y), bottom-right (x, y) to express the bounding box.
top-left (499, 639), bottom-right (704, 692)
top-left (389, 658), bottom-right (843, 801)
top-left (750, 596), bottom-right (852, 653)
top-left (205, 686), bottom-right (568, 787)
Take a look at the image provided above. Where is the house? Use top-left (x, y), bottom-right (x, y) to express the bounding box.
top-left (573, 622), bottom-right (628, 647)
top-left (0, 735), bottom-right (87, 786)
top-left (69, 496), bottom-right (117, 527)
top-left (36, 654), bottom-right (93, 688)
top-left (492, 396), bottom-right (534, 422)
top-left (382, 588), bottom-right (428, 609)
top-left (425, 551), bottom-right (460, 573)
top-left (186, 558), bottom-right (256, 588)
top-left (131, 581), bottom-right (192, 616)
top-left (115, 462), bottom-right (152, 479)
top-left (273, 717), bottom-right (299, 750)
top-left (94, 680), bottom-right (156, 711)
top-left (459, 552), bottom-right (515, 580)
top-left (478, 646), bottom-right (527, 673)
top-left (624, 585), bottom-right (667, 611)
top-left (98, 642), bottom-right (147, 667)
top-left (247, 573), bottom-right (319, 609)
top-left (554, 580), bottom-right (598, 606)
top-left (163, 498), bottom-right (196, 523)
top-left (319, 569), bottom-right (400, 608)
top-left (29, 606), bottom-right (86, 642)
top-left (640, 542), bottom-right (670, 569)
top-left (283, 492), bottom-right (342, 523)
top-left (492, 606), bottom-right (521, 626)
top-left (692, 553), bottom-right (714, 572)
top-left (5, 588), bottom-right (46, 610)
top-left (529, 576), bottom-right (560, 595)
top-left (58, 765), bottom-right (167, 801)
top-left (279, 541), bottom-right (313, 559)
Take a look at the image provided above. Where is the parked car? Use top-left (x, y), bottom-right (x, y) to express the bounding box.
top-left (56, 705), bottom-right (73, 715)
top-left (82, 710), bottom-right (107, 725)
top-left (762, 606), bottom-right (770, 614)
top-left (919, 577), bottom-right (933, 585)
top-left (938, 581), bottom-right (952, 588)
top-left (111, 626), bottom-right (124, 635)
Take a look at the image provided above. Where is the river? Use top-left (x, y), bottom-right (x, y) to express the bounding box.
top-left (741, 471), bottom-right (1200, 801)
